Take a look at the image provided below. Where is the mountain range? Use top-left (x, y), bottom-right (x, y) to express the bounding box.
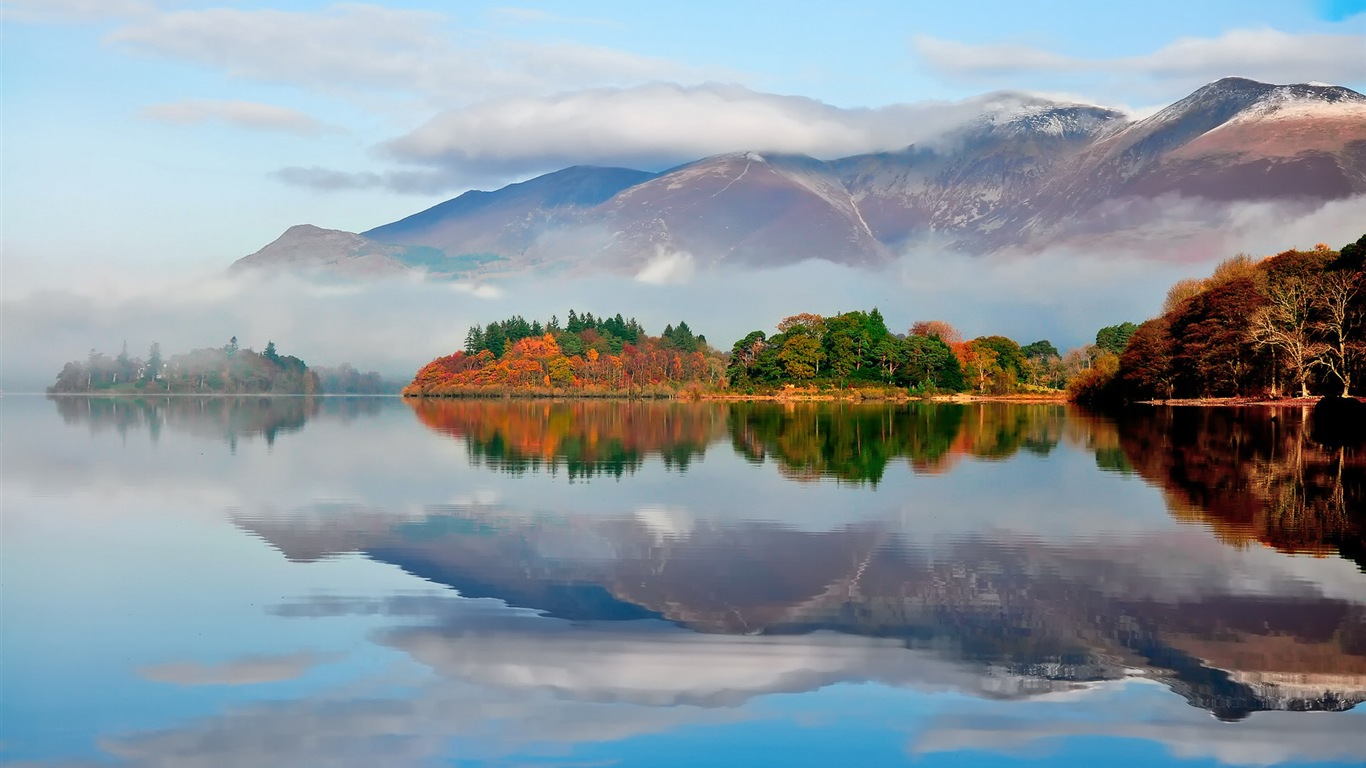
top-left (232, 78), bottom-right (1366, 278)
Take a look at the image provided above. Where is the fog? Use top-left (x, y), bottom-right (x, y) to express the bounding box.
top-left (4, 194), bottom-right (1362, 392)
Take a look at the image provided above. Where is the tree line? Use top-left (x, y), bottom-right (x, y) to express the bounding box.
top-left (406, 311), bottom-right (725, 396)
top-left (50, 338), bottom-right (318, 395)
top-left (1072, 234), bottom-right (1365, 404)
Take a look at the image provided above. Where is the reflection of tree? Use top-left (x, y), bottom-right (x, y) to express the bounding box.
top-left (407, 400), bottom-right (726, 479)
top-left (728, 403), bottom-right (1063, 484)
top-left (48, 395), bottom-right (383, 449)
top-left (1116, 407), bottom-right (1366, 567)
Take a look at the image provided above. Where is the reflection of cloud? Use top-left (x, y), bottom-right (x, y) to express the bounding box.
top-left (382, 617), bottom-right (1074, 707)
top-left (90, 673), bottom-right (743, 768)
top-left (139, 652), bottom-right (329, 686)
top-left (633, 505), bottom-right (696, 542)
top-left (914, 681), bottom-right (1366, 766)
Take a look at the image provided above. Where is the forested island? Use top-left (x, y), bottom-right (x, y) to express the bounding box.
top-left (47, 338), bottom-right (392, 395)
top-left (403, 307), bottom-right (1142, 400)
top-left (404, 311), bottom-right (727, 397)
top-left (405, 234), bottom-right (1363, 402)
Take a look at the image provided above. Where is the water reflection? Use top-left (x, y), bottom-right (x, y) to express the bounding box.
top-left (408, 399), bottom-right (725, 478)
top-left (47, 394), bottom-right (384, 448)
top-left (16, 395), bottom-right (1366, 766)
top-left (1117, 406), bottom-right (1366, 567)
top-left (238, 501), bottom-right (1366, 721)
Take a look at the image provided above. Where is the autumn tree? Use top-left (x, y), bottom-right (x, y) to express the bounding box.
top-left (1118, 318), bottom-right (1174, 401)
top-left (910, 320), bottom-right (962, 345)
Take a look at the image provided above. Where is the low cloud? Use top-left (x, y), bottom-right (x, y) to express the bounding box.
top-left (635, 247), bottom-right (696, 285)
top-left (141, 100), bottom-right (335, 136)
top-left (4, 194), bottom-right (1360, 392)
top-left (382, 83), bottom-right (1088, 180)
top-left (139, 652), bottom-right (328, 686)
top-left (270, 166), bottom-right (465, 196)
top-left (914, 28), bottom-right (1366, 93)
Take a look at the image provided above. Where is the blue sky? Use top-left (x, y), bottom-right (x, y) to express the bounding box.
top-left (3, 0), bottom-right (1364, 291)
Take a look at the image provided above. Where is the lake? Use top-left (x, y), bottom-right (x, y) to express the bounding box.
top-left (2, 395), bottom-right (1363, 767)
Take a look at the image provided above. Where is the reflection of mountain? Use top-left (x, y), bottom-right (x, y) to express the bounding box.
top-left (49, 395), bottom-right (385, 448)
top-left (1117, 407), bottom-right (1366, 569)
top-left (239, 503), bottom-right (1366, 720)
top-left (408, 400), bottom-right (727, 479)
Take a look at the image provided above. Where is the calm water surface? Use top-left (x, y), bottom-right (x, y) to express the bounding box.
top-left (2, 395), bottom-right (1363, 767)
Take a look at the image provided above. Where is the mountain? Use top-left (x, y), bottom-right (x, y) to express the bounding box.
top-left (1043, 78), bottom-right (1366, 206)
top-left (363, 165), bottom-right (656, 259)
top-left (232, 78), bottom-right (1366, 277)
top-left (582, 152), bottom-right (893, 269)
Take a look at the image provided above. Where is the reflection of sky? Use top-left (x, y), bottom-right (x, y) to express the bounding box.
top-left (2, 395), bottom-right (1364, 767)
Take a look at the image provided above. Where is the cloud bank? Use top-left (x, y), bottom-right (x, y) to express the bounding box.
top-left (379, 83), bottom-right (1098, 182)
top-left (105, 3), bottom-right (718, 103)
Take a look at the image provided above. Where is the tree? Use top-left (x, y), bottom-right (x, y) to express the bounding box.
top-left (1095, 323), bottom-right (1138, 355)
top-left (973, 335), bottom-right (1025, 389)
top-left (1021, 340), bottom-right (1059, 360)
top-left (910, 320), bottom-right (962, 345)
top-left (1119, 318), bottom-right (1175, 401)
top-left (464, 325), bottom-right (485, 354)
top-left (1171, 275), bottom-right (1267, 397)
top-left (1162, 278), bottom-right (1205, 315)
top-left (778, 333), bottom-right (823, 380)
top-left (728, 331), bottom-right (768, 383)
top-left (263, 340), bottom-right (279, 364)
top-left (225, 336), bottom-right (239, 356)
top-left (1248, 271), bottom-right (1323, 398)
top-left (958, 342), bottom-right (998, 394)
top-left (1313, 267), bottom-right (1363, 396)
top-left (777, 313), bottom-right (825, 336)
top-left (144, 342), bottom-right (163, 384)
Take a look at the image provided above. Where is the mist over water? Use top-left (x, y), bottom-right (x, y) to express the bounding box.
top-left (4, 193), bottom-right (1362, 392)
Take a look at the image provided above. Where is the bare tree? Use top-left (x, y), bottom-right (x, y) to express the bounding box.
top-left (1313, 270), bottom-right (1363, 396)
top-left (1248, 275), bottom-right (1325, 398)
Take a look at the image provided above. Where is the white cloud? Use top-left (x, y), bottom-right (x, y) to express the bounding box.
top-left (141, 99), bottom-right (335, 135)
top-left (2, 0), bottom-right (154, 23)
top-left (913, 28), bottom-right (1366, 89)
top-left (106, 3), bottom-right (715, 102)
top-left (383, 83), bottom-right (1080, 179)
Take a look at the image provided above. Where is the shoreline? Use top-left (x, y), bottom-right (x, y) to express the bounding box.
top-left (1133, 396), bottom-right (1326, 407)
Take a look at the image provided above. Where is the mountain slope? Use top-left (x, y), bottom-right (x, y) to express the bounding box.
top-left (231, 225), bottom-right (414, 277)
top-left (577, 152), bottom-right (892, 269)
top-left (363, 165), bottom-right (656, 257)
top-left (233, 78), bottom-right (1366, 277)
